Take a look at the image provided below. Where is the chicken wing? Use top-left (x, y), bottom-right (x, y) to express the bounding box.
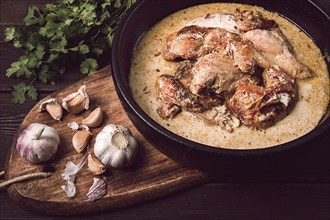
top-left (242, 28), bottom-right (313, 79)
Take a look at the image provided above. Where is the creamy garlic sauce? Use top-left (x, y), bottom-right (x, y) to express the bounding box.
top-left (129, 3), bottom-right (330, 149)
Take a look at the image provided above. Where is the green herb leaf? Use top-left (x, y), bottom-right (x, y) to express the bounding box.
top-left (4, 27), bottom-right (15, 41)
top-left (11, 83), bottom-right (28, 104)
top-left (49, 35), bottom-right (68, 53)
top-left (6, 58), bottom-right (29, 77)
top-left (39, 21), bottom-right (59, 37)
top-left (27, 85), bottom-right (38, 100)
top-left (23, 6), bottom-right (42, 26)
top-left (35, 45), bottom-right (45, 60)
top-left (92, 47), bottom-right (104, 56)
top-left (114, 0), bottom-right (122, 8)
top-left (11, 83), bottom-right (37, 104)
top-left (79, 44), bottom-right (89, 54)
top-left (80, 58), bottom-right (98, 74)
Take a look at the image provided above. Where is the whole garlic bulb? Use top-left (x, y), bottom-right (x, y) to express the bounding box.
top-left (93, 124), bottom-right (138, 169)
top-left (16, 123), bottom-right (60, 163)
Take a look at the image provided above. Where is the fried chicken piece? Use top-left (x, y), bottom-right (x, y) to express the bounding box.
top-left (187, 9), bottom-right (276, 34)
top-left (188, 53), bottom-right (244, 95)
top-left (162, 26), bottom-right (263, 73)
top-left (200, 28), bottom-right (230, 55)
top-left (156, 74), bottom-right (223, 119)
top-left (242, 28), bottom-right (314, 79)
top-left (225, 36), bottom-right (267, 73)
top-left (228, 68), bottom-right (297, 128)
top-left (162, 26), bottom-right (207, 60)
top-left (202, 28), bottom-right (260, 73)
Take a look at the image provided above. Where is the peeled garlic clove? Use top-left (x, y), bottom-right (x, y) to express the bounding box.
top-left (94, 124), bottom-right (138, 168)
top-left (16, 123), bottom-right (60, 163)
top-left (82, 107), bottom-right (103, 128)
top-left (72, 130), bottom-right (92, 153)
top-left (38, 98), bottom-right (63, 121)
top-left (88, 153), bottom-right (106, 175)
top-left (45, 102), bottom-right (63, 121)
top-left (62, 85), bottom-right (89, 114)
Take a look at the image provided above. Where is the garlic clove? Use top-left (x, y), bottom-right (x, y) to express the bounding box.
top-left (82, 107), bottom-right (103, 128)
top-left (63, 95), bottom-right (85, 114)
top-left (38, 98), bottom-right (63, 121)
top-left (45, 102), bottom-right (63, 121)
top-left (88, 153), bottom-right (107, 175)
top-left (69, 96), bottom-right (85, 114)
top-left (62, 85), bottom-right (89, 114)
top-left (72, 130), bottom-right (92, 153)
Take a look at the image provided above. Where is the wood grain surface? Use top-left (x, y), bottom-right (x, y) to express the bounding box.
top-left (1, 0), bottom-right (329, 219)
top-left (4, 66), bottom-right (213, 215)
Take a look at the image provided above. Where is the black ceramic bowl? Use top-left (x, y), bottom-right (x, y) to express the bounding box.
top-left (112, 0), bottom-right (330, 174)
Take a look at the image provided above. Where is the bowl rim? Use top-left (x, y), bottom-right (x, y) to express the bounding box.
top-left (111, 0), bottom-right (330, 158)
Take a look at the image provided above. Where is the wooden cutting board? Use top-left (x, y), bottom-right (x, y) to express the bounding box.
top-left (4, 66), bottom-right (214, 215)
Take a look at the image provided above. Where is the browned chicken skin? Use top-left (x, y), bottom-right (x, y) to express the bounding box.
top-left (235, 9), bottom-right (276, 32)
top-left (162, 25), bottom-right (262, 73)
top-left (162, 25), bottom-right (207, 61)
top-left (228, 68), bottom-right (297, 128)
top-left (188, 53), bottom-right (244, 95)
top-left (157, 74), bottom-right (223, 119)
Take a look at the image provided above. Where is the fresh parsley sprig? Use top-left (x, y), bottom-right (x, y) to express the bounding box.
top-left (5, 0), bottom-right (136, 104)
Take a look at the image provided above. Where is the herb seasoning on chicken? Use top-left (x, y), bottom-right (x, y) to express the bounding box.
top-left (129, 3), bottom-right (329, 149)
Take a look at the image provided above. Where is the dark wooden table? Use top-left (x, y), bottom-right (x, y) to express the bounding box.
top-left (1, 1), bottom-right (329, 219)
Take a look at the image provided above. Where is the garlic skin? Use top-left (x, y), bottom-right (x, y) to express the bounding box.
top-left (86, 176), bottom-right (107, 201)
top-left (67, 121), bottom-right (80, 131)
top-left (61, 151), bottom-right (88, 198)
top-left (94, 124), bottom-right (138, 168)
top-left (16, 123), bottom-right (60, 163)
